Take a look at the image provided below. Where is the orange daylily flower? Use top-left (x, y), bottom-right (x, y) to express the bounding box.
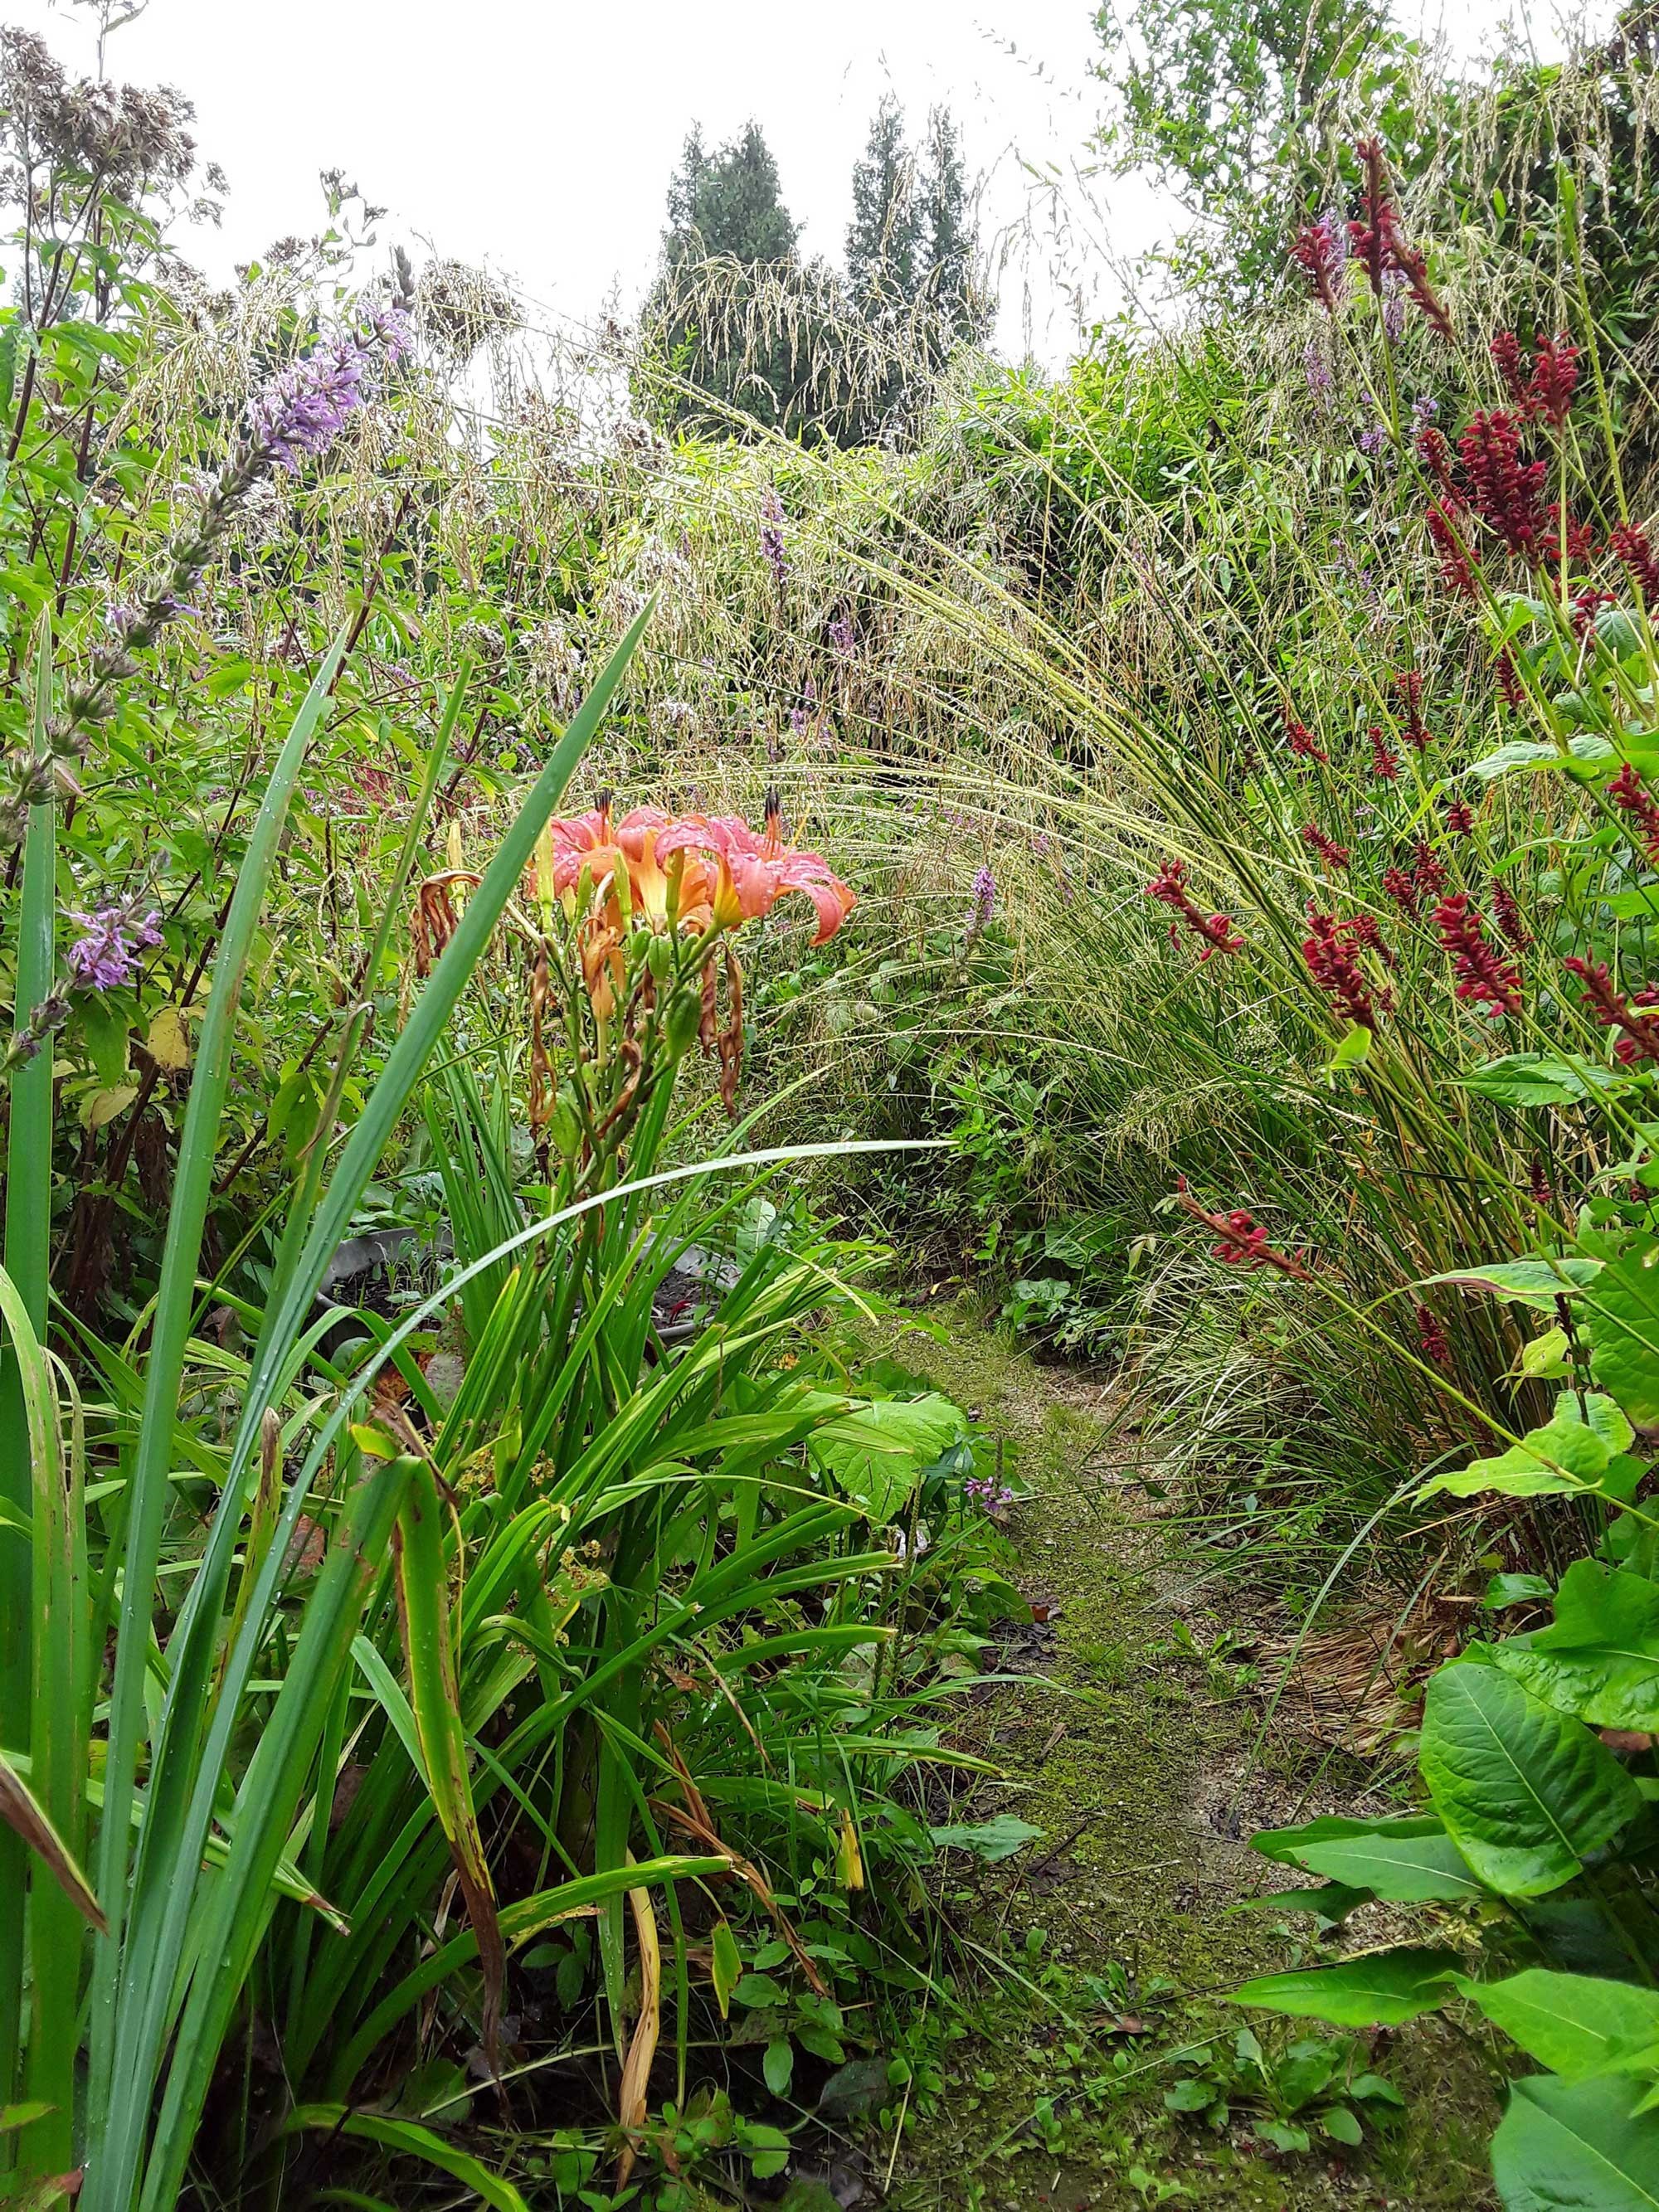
top-left (654, 795), bottom-right (855, 945)
top-left (537, 797), bottom-right (854, 946)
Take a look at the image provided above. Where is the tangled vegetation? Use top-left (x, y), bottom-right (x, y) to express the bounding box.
top-left (11, 2), bottom-right (1659, 2207)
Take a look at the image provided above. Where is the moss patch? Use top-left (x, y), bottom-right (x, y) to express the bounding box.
top-left (864, 1297), bottom-right (1500, 2212)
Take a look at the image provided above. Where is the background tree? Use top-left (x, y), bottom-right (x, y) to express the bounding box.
top-left (921, 103), bottom-right (987, 348)
top-left (847, 95), bottom-right (922, 311)
top-left (643, 120), bottom-right (813, 436)
top-left (640, 103), bottom-right (985, 448)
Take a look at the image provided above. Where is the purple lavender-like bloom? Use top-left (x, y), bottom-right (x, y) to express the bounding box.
top-left (1382, 269), bottom-right (1408, 343)
top-left (247, 305), bottom-right (410, 474)
top-left (66, 903), bottom-right (161, 990)
top-left (759, 489), bottom-right (788, 591)
top-left (789, 677), bottom-right (819, 738)
top-left (971, 863), bottom-right (996, 926)
top-left (1411, 391), bottom-right (1439, 430)
top-left (828, 613), bottom-right (855, 656)
top-left (1304, 339), bottom-right (1333, 402)
top-left (1357, 422), bottom-right (1389, 457)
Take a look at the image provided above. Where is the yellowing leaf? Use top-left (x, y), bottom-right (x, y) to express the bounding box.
top-left (82, 1082), bottom-right (137, 1130)
top-left (146, 1005), bottom-right (190, 1071)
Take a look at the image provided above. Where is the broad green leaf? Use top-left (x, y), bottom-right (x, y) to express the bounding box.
top-left (1496, 1564), bottom-right (1659, 1730)
top-left (1514, 1326), bottom-right (1572, 1383)
top-left (1232, 1947), bottom-right (1462, 2025)
top-left (1291, 1823), bottom-right (1486, 1903)
top-left (1491, 2073), bottom-right (1659, 2212)
top-left (78, 995), bottom-right (130, 1087)
top-left (1424, 1258), bottom-right (1603, 1311)
top-left (1458, 1056), bottom-right (1605, 1107)
top-left (929, 1816), bottom-right (1045, 1862)
top-left (1461, 1970), bottom-right (1659, 2081)
top-left (1233, 1881), bottom-right (1374, 1922)
top-left (808, 1392), bottom-right (967, 1524)
top-left (1589, 1233), bottom-right (1659, 1428)
top-left (1419, 1663), bottom-right (1642, 1895)
top-left (764, 2037), bottom-right (795, 2097)
top-left (1485, 1573), bottom-right (1554, 1608)
top-left (1251, 1813), bottom-right (1447, 1867)
top-left (1422, 1398), bottom-right (1618, 1500)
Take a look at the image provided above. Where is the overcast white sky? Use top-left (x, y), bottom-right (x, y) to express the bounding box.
top-left (8, 0), bottom-right (1586, 362)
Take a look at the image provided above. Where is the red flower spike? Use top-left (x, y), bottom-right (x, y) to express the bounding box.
top-left (1174, 1183), bottom-right (1312, 1281)
top-left (1146, 858), bottom-right (1245, 962)
top-left (1491, 877), bottom-right (1529, 949)
top-left (1458, 410), bottom-right (1547, 561)
top-left (1301, 907), bottom-right (1389, 1028)
top-left (1435, 893), bottom-right (1523, 1018)
top-left (1546, 503), bottom-right (1597, 562)
top-left (1443, 798), bottom-right (1475, 837)
top-left (1348, 139), bottom-right (1394, 296)
top-left (1416, 1302), bottom-right (1453, 1370)
top-left (1381, 865), bottom-right (1420, 917)
top-left (1301, 821), bottom-right (1352, 871)
top-left (1613, 524), bottom-right (1659, 603)
top-left (1495, 648), bottom-right (1526, 710)
top-left (1284, 711), bottom-right (1330, 764)
top-left (1609, 763), bottom-right (1659, 868)
top-left (1491, 331), bottom-right (1529, 406)
top-left (1292, 213), bottom-right (1346, 315)
top-left (1413, 839), bottom-right (1447, 895)
top-left (1564, 955), bottom-right (1659, 1066)
top-left (1387, 231), bottom-right (1455, 343)
top-left (1528, 1156), bottom-right (1554, 1206)
top-left (1347, 139), bottom-right (1452, 338)
top-left (1573, 586), bottom-right (1615, 643)
top-left (1426, 502), bottom-right (1480, 597)
top-left (1414, 425), bottom-right (1462, 507)
top-left (1369, 725), bottom-right (1401, 780)
top-left (1345, 912), bottom-right (1395, 967)
top-left (1529, 333), bottom-right (1579, 427)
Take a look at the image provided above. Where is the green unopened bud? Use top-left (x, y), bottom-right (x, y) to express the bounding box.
top-left (664, 985), bottom-right (702, 1060)
top-left (646, 932), bottom-right (672, 983)
top-left (627, 926), bottom-right (652, 966)
top-left (548, 1090), bottom-right (583, 1160)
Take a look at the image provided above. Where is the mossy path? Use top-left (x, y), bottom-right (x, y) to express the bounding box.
top-left (868, 1301), bottom-right (1500, 2212)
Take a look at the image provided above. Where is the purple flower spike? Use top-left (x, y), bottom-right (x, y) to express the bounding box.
top-left (759, 490), bottom-right (788, 591)
top-left (247, 308), bottom-right (406, 473)
top-left (829, 614), bottom-right (855, 657)
top-left (67, 905), bottom-right (145, 989)
top-left (971, 863), bottom-right (996, 926)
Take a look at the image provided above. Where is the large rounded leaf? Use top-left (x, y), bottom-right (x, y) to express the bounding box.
top-left (1291, 1822), bottom-right (1485, 1903)
top-left (1462, 1970), bottom-right (1659, 2082)
top-left (1491, 2074), bottom-right (1659, 2212)
top-left (1496, 1564), bottom-right (1659, 1731)
top-left (807, 1393), bottom-right (968, 1524)
top-left (1589, 1232), bottom-right (1659, 1431)
top-left (1420, 1663), bottom-right (1642, 1896)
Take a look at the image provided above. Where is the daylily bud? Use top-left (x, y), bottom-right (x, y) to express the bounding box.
top-left (548, 1093), bottom-right (583, 1160)
top-left (647, 933), bottom-right (672, 983)
top-left (664, 985), bottom-right (702, 1060)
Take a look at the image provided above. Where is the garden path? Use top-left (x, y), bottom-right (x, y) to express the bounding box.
top-left (867, 1300), bottom-right (1500, 2212)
